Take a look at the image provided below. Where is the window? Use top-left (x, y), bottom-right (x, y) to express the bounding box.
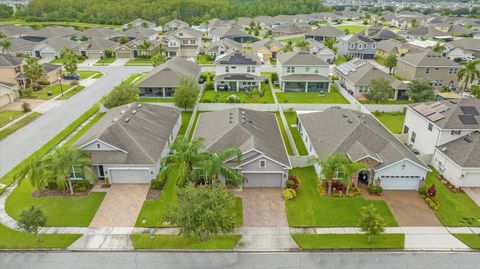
top-left (305, 67), bottom-right (310, 72)
top-left (349, 43), bottom-right (355, 49)
top-left (190, 40), bottom-right (196, 45)
top-left (403, 125), bottom-right (409, 134)
top-left (411, 131), bottom-right (416, 143)
top-left (425, 68), bottom-right (430, 74)
top-left (372, 43), bottom-right (376, 49)
top-left (260, 160), bottom-right (266, 168)
top-left (182, 39), bottom-right (188, 45)
top-left (96, 143), bottom-right (101, 149)
top-left (287, 66), bottom-right (295, 73)
top-left (449, 68), bottom-right (457, 74)
top-left (315, 68), bottom-right (319, 73)
top-left (247, 66), bottom-right (251, 72)
top-left (428, 123), bottom-right (433, 131)
top-left (225, 66), bottom-right (229, 72)
top-left (251, 66), bottom-right (255, 72)
top-left (359, 86), bottom-right (368, 93)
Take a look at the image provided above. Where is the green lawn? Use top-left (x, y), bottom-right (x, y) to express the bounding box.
top-left (178, 111), bottom-right (193, 136)
top-left (131, 234), bottom-right (241, 249)
top-left (286, 167), bottom-right (398, 227)
top-left (453, 234), bottom-right (480, 249)
top-left (336, 25), bottom-right (367, 34)
top-left (0, 110), bottom-right (24, 128)
top-left (125, 57), bottom-right (153, 66)
top-left (0, 112), bottom-right (42, 140)
top-left (293, 234), bottom-right (404, 249)
top-left (93, 57), bottom-right (116, 66)
top-left (276, 86), bottom-right (349, 104)
top-left (200, 83), bottom-right (274, 103)
top-left (360, 99), bottom-right (413, 105)
top-left (31, 84), bottom-right (74, 100)
top-left (375, 55), bottom-right (387, 67)
top-left (0, 19), bottom-right (120, 29)
top-left (372, 112), bottom-right (405, 134)
top-left (426, 169), bottom-right (480, 226)
top-left (275, 113), bottom-right (294, 156)
top-left (188, 111), bottom-right (201, 141)
top-left (50, 56), bottom-right (86, 64)
top-left (57, 86), bottom-right (86, 100)
top-left (139, 97), bottom-right (174, 103)
top-left (122, 73), bottom-right (146, 85)
top-left (283, 112), bottom-right (308, 155)
top-left (197, 54), bottom-right (215, 65)
top-left (280, 36), bottom-right (305, 44)
top-left (0, 223), bottom-right (81, 249)
top-left (78, 71), bottom-right (102, 79)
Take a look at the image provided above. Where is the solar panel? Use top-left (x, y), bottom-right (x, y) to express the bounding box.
top-left (427, 113), bottom-right (445, 122)
top-left (460, 106), bottom-right (479, 115)
top-left (430, 102), bottom-right (442, 108)
top-left (413, 103), bottom-right (429, 114)
top-left (420, 107), bottom-right (436, 117)
top-left (434, 104), bottom-right (450, 113)
top-left (458, 115), bottom-right (478, 125)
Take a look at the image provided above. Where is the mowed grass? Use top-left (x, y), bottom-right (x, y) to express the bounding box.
top-left (197, 54), bottom-right (215, 64)
top-left (50, 56), bottom-right (86, 64)
top-left (453, 234), bottom-right (480, 249)
top-left (275, 113), bottom-right (294, 155)
top-left (200, 83), bottom-right (274, 103)
top-left (426, 169), bottom-right (480, 226)
top-left (31, 85), bottom-right (74, 100)
top-left (0, 223), bottom-right (81, 249)
top-left (372, 112), bottom-right (405, 134)
top-left (78, 70), bottom-right (102, 79)
top-left (276, 86), bottom-right (349, 104)
top-left (125, 57), bottom-right (153, 66)
top-left (122, 73), bottom-right (145, 85)
top-left (335, 25), bottom-right (367, 34)
top-left (0, 112), bottom-right (41, 140)
top-left (0, 110), bottom-right (24, 128)
top-left (94, 57), bottom-right (116, 66)
top-left (283, 112), bottom-right (308, 155)
top-left (293, 234), bottom-right (404, 249)
top-left (57, 86), bottom-right (86, 100)
top-left (131, 234), bottom-right (241, 249)
top-left (286, 167), bottom-right (398, 227)
top-left (6, 181), bottom-right (106, 227)
top-left (178, 111), bottom-right (193, 136)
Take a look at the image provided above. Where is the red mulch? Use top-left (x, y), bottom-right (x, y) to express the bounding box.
top-left (31, 187), bottom-right (92, 197)
top-left (438, 175), bottom-right (463, 193)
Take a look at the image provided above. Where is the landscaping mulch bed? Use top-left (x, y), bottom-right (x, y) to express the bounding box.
top-left (438, 175), bottom-right (463, 193)
top-left (31, 187), bottom-right (92, 197)
top-left (146, 188), bottom-right (161, 200)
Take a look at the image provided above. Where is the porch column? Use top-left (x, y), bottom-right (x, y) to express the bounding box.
top-left (305, 82), bottom-right (308, 92)
top-left (162, 88), bottom-right (166, 98)
top-left (282, 81), bottom-right (285, 92)
top-left (394, 89), bottom-right (398, 100)
top-left (214, 82), bottom-right (217, 91)
top-left (236, 81), bottom-right (239, 92)
top-left (327, 81), bottom-right (331, 92)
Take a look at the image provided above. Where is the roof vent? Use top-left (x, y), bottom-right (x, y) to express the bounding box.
top-left (132, 109), bottom-right (137, 114)
top-left (441, 147), bottom-right (447, 152)
top-left (138, 104), bottom-right (142, 108)
top-left (112, 118), bottom-right (118, 122)
top-left (464, 134), bottom-right (473, 143)
top-left (347, 119), bottom-right (353, 124)
top-left (242, 118), bottom-right (246, 124)
top-left (241, 110), bottom-right (245, 115)
top-left (450, 100), bottom-right (458, 104)
top-left (120, 110), bottom-right (126, 114)
top-left (124, 118), bottom-right (130, 123)
top-left (342, 114), bottom-right (348, 118)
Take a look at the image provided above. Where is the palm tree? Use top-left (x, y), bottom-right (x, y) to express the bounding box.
top-left (457, 60), bottom-right (480, 94)
top-left (0, 38), bottom-right (12, 54)
top-left (431, 42), bottom-right (445, 53)
top-left (385, 54), bottom-right (397, 75)
top-left (342, 161), bottom-right (368, 197)
top-left (295, 40), bottom-right (310, 50)
top-left (60, 47), bottom-right (78, 74)
top-left (23, 57), bottom-right (44, 90)
top-left (284, 40), bottom-right (293, 53)
top-left (17, 158), bottom-right (49, 192)
top-left (193, 147), bottom-right (243, 187)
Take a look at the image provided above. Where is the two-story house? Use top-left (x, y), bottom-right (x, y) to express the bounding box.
top-left (213, 50), bottom-right (263, 91)
top-left (204, 39), bottom-right (242, 59)
top-left (396, 50), bottom-right (459, 90)
top-left (121, 19), bottom-right (156, 31)
top-left (403, 99), bottom-right (480, 187)
top-left (163, 26), bottom-right (202, 61)
top-left (276, 50), bottom-right (330, 92)
top-left (338, 34), bottom-right (377, 59)
top-left (0, 55), bottom-right (24, 106)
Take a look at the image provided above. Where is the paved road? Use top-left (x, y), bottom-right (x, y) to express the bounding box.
top-left (0, 65), bottom-right (151, 178)
top-left (0, 251), bottom-right (479, 269)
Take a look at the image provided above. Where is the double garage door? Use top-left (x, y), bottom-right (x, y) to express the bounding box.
top-left (243, 173), bottom-right (283, 188)
top-left (380, 177), bottom-right (420, 190)
top-left (110, 169), bottom-right (152, 184)
top-left (460, 173), bottom-right (480, 187)
top-left (0, 94), bottom-right (11, 107)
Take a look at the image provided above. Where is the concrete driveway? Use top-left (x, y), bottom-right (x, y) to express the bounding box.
top-left (235, 188), bottom-right (288, 227)
top-left (382, 191), bottom-right (441, 227)
top-left (89, 184), bottom-right (149, 227)
top-left (463, 188), bottom-right (480, 207)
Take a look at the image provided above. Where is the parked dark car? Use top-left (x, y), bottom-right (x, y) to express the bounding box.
top-left (63, 73), bottom-right (80, 80)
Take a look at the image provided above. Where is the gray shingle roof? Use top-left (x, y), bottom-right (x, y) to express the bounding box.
top-left (451, 38), bottom-right (480, 53)
top-left (298, 108), bottom-right (428, 171)
top-left (40, 36), bottom-right (83, 50)
top-left (193, 108), bottom-right (290, 167)
top-left (216, 50), bottom-right (261, 65)
top-left (123, 27), bottom-right (157, 39)
top-left (41, 63), bottom-right (61, 73)
top-left (407, 99), bottom-right (480, 129)
top-left (8, 37), bottom-right (38, 50)
top-left (0, 54), bottom-right (23, 67)
top-left (306, 25), bottom-right (345, 38)
top-left (85, 37), bottom-right (118, 51)
top-left (205, 39), bottom-right (242, 54)
top-left (27, 26), bottom-right (79, 38)
top-left (251, 38), bottom-right (284, 51)
top-left (137, 56), bottom-right (200, 88)
top-left (278, 50), bottom-right (329, 66)
top-left (398, 50), bottom-right (459, 67)
top-left (0, 24), bottom-right (33, 37)
top-left (211, 26), bottom-right (250, 39)
top-left (80, 27), bottom-right (119, 38)
top-left (75, 103), bottom-right (181, 165)
top-left (436, 131), bottom-right (480, 168)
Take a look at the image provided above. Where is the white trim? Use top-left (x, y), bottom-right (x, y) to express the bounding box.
top-left (241, 170), bottom-right (284, 174)
top-left (433, 148), bottom-right (480, 170)
top-left (79, 139), bottom-right (128, 154)
top-left (236, 151), bottom-right (290, 169)
top-left (375, 158), bottom-right (430, 173)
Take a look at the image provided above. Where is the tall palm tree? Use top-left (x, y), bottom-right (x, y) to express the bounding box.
top-left (193, 147), bottom-right (243, 187)
top-left (0, 38), bottom-right (12, 54)
top-left (457, 59), bottom-right (480, 94)
top-left (22, 57), bottom-right (44, 90)
top-left (60, 47), bottom-right (78, 74)
top-left (17, 158), bottom-right (49, 192)
top-left (385, 54), bottom-right (397, 75)
top-left (295, 40), bottom-right (310, 50)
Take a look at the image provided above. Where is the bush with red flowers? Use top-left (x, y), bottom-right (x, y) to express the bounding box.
top-left (427, 184), bottom-right (436, 198)
top-left (286, 175), bottom-right (301, 191)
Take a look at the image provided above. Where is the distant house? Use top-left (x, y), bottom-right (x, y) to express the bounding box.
top-left (0, 55), bottom-right (24, 106)
top-left (211, 26), bottom-right (258, 43)
top-left (80, 27), bottom-right (120, 40)
top-left (276, 50), bottom-right (330, 92)
top-left (305, 39), bottom-right (335, 64)
top-left (137, 56), bottom-right (201, 98)
top-left (30, 37), bottom-right (83, 59)
top-left (75, 103), bottom-right (181, 184)
top-left (0, 24), bottom-right (33, 38)
top-left (399, 26), bottom-right (449, 40)
top-left (270, 22), bottom-right (310, 36)
top-left (40, 63), bottom-right (62, 84)
top-left (451, 39), bottom-right (480, 58)
top-left (364, 26), bottom-right (397, 42)
top-left (251, 38), bottom-right (284, 62)
top-left (376, 39), bottom-right (423, 58)
top-left (396, 50), bottom-right (459, 90)
top-left (163, 26), bottom-right (202, 61)
top-left (163, 19), bottom-right (189, 32)
top-left (338, 34), bottom-right (377, 59)
top-left (22, 26), bottom-right (79, 42)
top-left (204, 39), bottom-right (242, 59)
top-left (193, 108), bottom-right (291, 188)
top-left (2, 38), bottom-right (38, 57)
top-left (213, 50), bottom-right (263, 91)
top-left (298, 108), bottom-right (429, 190)
top-left (121, 19), bottom-right (156, 31)
top-left (334, 59), bottom-right (408, 100)
top-left (75, 38), bottom-right (118, 59)
top-left (304, 25), bottom-right (345, 41)
top-left (122, 27), bottom-right (158, 41)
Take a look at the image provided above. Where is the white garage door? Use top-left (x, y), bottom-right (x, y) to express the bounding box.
top-left (0, 94), bottom-right (11, 107)
top-left (110, 169), bottom-right (152, 184)
top-left (243, 173), bottom-right (283, 188)
top-left (380, 177), bottom-right (420, 190)
top-left (461, 173), bottom-right (480, 187)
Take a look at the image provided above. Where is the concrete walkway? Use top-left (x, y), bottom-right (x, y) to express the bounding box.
top-left (236, 227), bottom-right (299, 251)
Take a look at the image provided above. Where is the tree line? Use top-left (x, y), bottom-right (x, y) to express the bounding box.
top-left (13, 0), bottom-right (329, 26)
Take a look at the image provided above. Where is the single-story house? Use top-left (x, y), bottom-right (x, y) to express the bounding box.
top-left (306, 39), bottom-right (335, 64)
top-left (193, 108), bottom-right (291, 188)
top-left (211, 26), bottom-right (259, 43)
top-left (0, 24), bottom-right (33, 38)
top-left (2, 37), bottom-right (38, 57)
top-left (22, 26), bottom-right (79, 42)
top-left (80, 27), bottom-right (121, 40)
top-left (31, 37), bottom-right (83, 59)
top-left (75, 102), bottom-right (181, 184)
top-left (77, 38), bottom-right (119, 59)
top-left (204, 39), bottom-right (242, 59)
top-left (304, 25), bottom-right (345, 41)
top-left (137, 56), bottom-right (201, 98)
top-left (0, 82), bottom-right (19, 107)
top-left (40, 63), bottom-right (62, 84)
top-left (270, 22), bottom-right (310, 36)
top-left (298, 108), bottom-right (430, 190)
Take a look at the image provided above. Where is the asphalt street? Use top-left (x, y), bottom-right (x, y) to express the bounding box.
top-left (0, 65), bottom-right (151, 178)
top-left (1, 251), bottom-right (480, 269)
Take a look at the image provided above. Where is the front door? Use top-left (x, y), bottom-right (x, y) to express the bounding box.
top-left (98, 165), bottom-right (105, 178)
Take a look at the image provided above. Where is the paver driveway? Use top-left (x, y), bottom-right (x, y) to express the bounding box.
top-left (235, 188), bottom-right (288, 227)
top-left (89, 184), bottom-right (149, 227)
top-left (382, 191), bottom-right (441, 227)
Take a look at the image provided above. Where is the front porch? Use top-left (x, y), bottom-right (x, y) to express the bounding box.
top-left (139, 87), bottom-right (175, 98)
top-left (213, 73), bottom-right (263, 92)
top-left (282, 81), bottom-right (330, 93)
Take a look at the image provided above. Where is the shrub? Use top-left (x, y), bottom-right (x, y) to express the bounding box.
top-left (151, 175), bottom-right (166, 190)
top-left (287, 175), bottom-right (301, 191)
top-left (348, 186), bottom-right (362, 198)
top-left (22, 101), bottom-right (31, 113)
top-left (331, 180), bottom-right (346, 193)
top-left (226, 94), bottom-right (240, 103)
top-left (427, 184), bottom-right (437, 198)
top-left (21, 87), bottom-right (33, 97)
top-left (418, 185), bottom-right (428, 197)
top-left (205, 81), bottom-right (214, 90)
top-left (70, 81), bottom-right (79, 86)
top-left (282, 188), bottom-right (297, 201)
top-left (38, 80), bottom-right (50, 86)
top-left (368, 184), bottom-right (383, 194)
top-left (425, 197), bottom-right (440, 210)
top-left (72, 180), bottom-right (90, 193)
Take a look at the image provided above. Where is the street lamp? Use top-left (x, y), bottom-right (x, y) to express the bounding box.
top-left (58, 75), bottom-right (64, 97)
